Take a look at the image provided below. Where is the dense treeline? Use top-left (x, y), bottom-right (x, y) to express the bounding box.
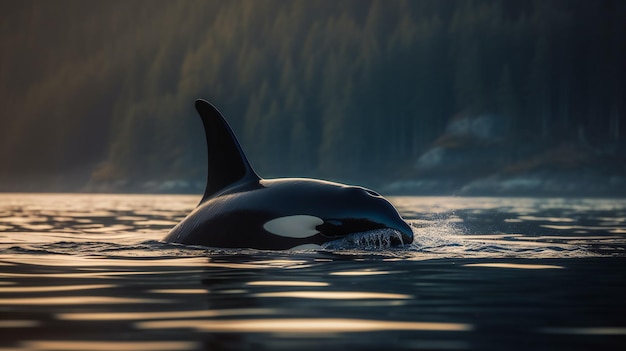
top-left (0, 0), bottom-right (624, 191)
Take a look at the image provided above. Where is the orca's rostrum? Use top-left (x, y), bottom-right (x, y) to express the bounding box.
top-left (164, 100), bottom-right (413, 250)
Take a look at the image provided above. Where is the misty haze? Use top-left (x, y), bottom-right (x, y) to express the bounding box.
top-left (0, 0), bottom-right (624, 196)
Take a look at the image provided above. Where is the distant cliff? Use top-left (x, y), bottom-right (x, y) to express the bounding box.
top-left (383, 113), bottom-right (626, 197)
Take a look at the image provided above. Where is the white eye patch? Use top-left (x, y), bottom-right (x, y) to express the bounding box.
top-left (263, 215), bottom-right (324, 238)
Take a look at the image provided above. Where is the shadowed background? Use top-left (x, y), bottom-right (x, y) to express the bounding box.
top-left (0, 0), bottom-right (624, 195)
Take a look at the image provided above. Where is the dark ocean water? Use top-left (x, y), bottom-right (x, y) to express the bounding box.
top-left (0, 194), bottom-right (625, 351)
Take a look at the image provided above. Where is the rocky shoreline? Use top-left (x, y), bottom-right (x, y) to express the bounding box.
top-left (383, 114), bottom-right (626, 198)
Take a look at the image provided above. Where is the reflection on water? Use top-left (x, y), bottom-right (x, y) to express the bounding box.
top-left (19, 341), bottom-right (200, 351)
top-left (0, 284), bottom-right (114, 292)
top-left (136, 318), bottom-right (473, 333)
top-left (462, 262), bottom-right (564, 269)
top-left (254, 291), bottom-right (413, 300)
top-left (247, 281), bottom-right (329, 287)
top-left (0, 296), bottom-right (170, 305)
top-left (58, 309), bottom-right (275, 321)
top-left (0, 194), bottom-right (625, 350)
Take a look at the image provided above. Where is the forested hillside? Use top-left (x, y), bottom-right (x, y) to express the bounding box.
top-left (0, 0), bottom-right (624, 193)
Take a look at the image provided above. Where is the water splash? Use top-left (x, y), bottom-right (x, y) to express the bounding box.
top-left (409, 213), bottom-right (466, 251)
top-left (403, 214), bottom-right (595, 259)
top-left (321, 229), bottom-right (405, 250)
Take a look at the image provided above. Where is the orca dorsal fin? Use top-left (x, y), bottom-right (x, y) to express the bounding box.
top-left (195, 99), bottom-right (260, 202)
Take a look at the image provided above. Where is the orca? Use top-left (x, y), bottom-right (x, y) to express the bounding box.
top-left (164, 99), bottom-right (413, 250)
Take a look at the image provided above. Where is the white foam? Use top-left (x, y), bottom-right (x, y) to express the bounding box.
top-left (321, 229), bottom-right (405, 250)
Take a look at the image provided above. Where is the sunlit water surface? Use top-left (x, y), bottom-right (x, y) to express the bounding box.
top-left (1, 194), bottom-right (625, 350)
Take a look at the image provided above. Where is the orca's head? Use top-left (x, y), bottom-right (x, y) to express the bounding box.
top-left (261, 180), bottom-right (414, 249)
top-left (315, 186), bottom-right (414, 248)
